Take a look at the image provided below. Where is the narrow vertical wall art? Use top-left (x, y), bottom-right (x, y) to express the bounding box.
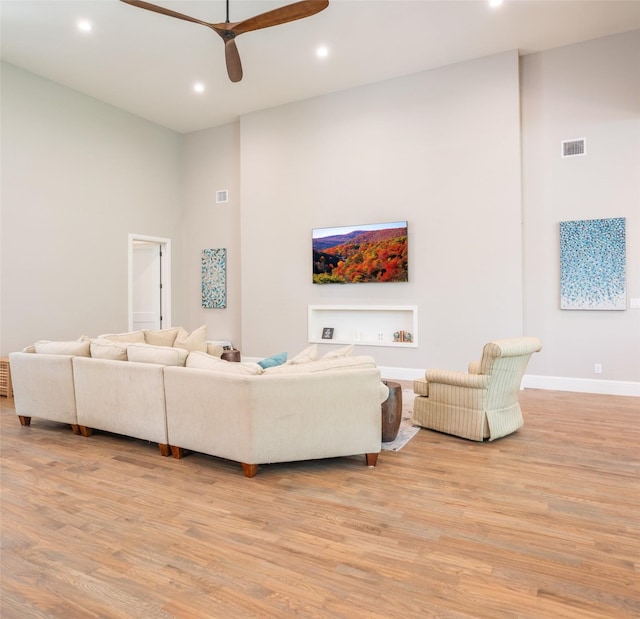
top-left (201, 248), bottom-right (227, 309)
top-left (559, 217), bottom-right (626, 310)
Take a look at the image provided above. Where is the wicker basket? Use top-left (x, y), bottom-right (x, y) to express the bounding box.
top-left (0, 358), bottom-right (13, 397)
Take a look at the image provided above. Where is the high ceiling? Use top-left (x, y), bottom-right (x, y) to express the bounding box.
top-left (2, 0), bottom-right (639, 133)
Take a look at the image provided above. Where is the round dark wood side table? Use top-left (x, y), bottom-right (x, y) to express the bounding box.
top-left (221, 349), bottom-right (241, 362)
top-left (381, 380), bottom-right (403, 442)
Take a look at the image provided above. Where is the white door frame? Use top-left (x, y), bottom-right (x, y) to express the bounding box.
top-left (128, 234), bottom-right (172, 331)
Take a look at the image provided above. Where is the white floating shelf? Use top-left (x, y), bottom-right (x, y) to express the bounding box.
top-left (308, 305), bottom-right (418, 348)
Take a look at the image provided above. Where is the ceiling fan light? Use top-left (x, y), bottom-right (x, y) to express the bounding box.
top-left (77, 19), bottom-right (92, 32)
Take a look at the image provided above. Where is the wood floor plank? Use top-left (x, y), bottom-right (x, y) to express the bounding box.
top-left (1, 389), bottom-right (639, 618)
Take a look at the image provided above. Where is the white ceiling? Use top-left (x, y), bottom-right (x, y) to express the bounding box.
top-left (2, 0), bottom-right (639, 133)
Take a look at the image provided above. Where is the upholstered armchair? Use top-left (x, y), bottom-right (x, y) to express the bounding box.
top-left (413, 337), bottom-right (542, 441)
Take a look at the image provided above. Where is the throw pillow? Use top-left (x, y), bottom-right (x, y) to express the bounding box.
top-left (322, 344), bottom-right (355, 360)
top-left (127, 343), bottom-right (188, 366)
top-left (90, 338), bottom-right (128, 361)
top-left (288, 344), bottom-right (318, 364)
top-left (186, 352), bottom-right (264, 375)
top-left (99, 330), bottom-right (145, 343)
top-left (207, 345), bottom-right (224, 358)
top-left (144, 327), bottom-right (180, 347)
top-left (257, 352), bottom-right (288, 369)
top-left (34, 340), bottom-right (91, 357)
top-left (174, 325), bottom-right (208, 352)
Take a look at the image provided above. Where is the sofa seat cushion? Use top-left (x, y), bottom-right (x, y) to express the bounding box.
top-left (127, 343), bottom-right (188, 366)
top-left (91, 338), bottom-right (128, 361)
top-left (186, 351), bottom-right (264, 375)
top-left (34, 340), bottom-right (91, 357)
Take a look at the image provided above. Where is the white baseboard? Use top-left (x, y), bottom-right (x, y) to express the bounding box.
top-left (521, 374), bottom-right (640, 397)
top-left (248, 361), bottom-right (640, 397)
top-left (379, 366), bottom-right (426, 382)
top-left (381, 367), bottom-right (640, 397)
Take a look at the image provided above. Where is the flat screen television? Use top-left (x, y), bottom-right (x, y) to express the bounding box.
top-left (312, 220), bottom-right (408, 284)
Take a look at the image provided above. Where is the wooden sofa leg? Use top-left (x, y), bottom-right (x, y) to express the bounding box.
top-left (71, 424), bottom-right (81, 435)
top-left (79, 426), bottom-right (93, 437)
top-left (18, 416), bottom-right (31, 427)
top-left (171, 446), bottom-right (185, 459)
top-left (242, 463), bottom-right (258, 478)
top-left (158, 444), bottom-right (170, 457)
top-left (365, 453), bottom-right (379, 468)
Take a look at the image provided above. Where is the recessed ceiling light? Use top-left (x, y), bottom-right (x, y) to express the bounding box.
top-left (77, 20), bottom-right (92, 32)
top-left (193, 82), bottom-right (205, 94)
top-left (316, 45), bottom-right (329, 59)
top-left (489, 0), bottom-right (504, 7)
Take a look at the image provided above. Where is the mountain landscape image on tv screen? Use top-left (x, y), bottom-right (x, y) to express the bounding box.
top-left (312, 221), bottom-right (408, 284)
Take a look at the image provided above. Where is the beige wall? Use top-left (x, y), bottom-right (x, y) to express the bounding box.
top-left (0, 63), bottom-right (184, 354)
top-left (521, 30), bottom-right (640, 385)
top-left (2, 30), bottom-right (639, 393)
top-left (239, 51), bottom-right (523, 371)
top-left (180, 123), bottom-right (242, 345)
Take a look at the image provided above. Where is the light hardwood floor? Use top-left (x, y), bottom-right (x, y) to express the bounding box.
top-left (1, 388), bottom-right (638, 618)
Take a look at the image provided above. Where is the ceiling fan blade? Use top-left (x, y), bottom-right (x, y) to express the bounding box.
top-left (119, 0), bottom-right (210, 28)
top-left (228, 0), bottom-right (329, 36)
top-left (225, 39), bottom-right (243, 83)
top-left (121, 0), bottom-right (327, 83)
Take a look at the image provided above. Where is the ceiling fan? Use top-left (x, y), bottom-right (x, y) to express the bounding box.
top-left (120, 0), bottom-right (330, 83)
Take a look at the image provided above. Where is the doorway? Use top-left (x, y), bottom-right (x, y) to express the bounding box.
top-left (128, 234), bottom-right (171, 331)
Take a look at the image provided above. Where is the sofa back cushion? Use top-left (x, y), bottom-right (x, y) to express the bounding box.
top-left (127, 343), bottom-right (188, 367)
top-left (186, 351), bottom-right (264, 375)
top-left (99, 330), bottom-right (145, 343)
top-left (287, 344), bottom-right (318, 364)
top-left (263, 355), bottom-right (377, 375)
top-left (321, 344), bottom-right (355, 360)
top-left (90, 338), bottom-right (128, 361)
top-left (34, 340), bottom-right (91, 357)
top-left (174, 325), bottom-right (208, 353)
top-left (143, 327), bottom-right (180, 347)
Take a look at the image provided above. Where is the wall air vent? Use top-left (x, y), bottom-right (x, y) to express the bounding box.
top-left (562, 138), bottom-right (586, 158)
top-left (216, 189), bottom-right (229, 204)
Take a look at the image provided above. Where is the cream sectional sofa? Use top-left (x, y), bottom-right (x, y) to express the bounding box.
top-left (164, 353), bottom-right (387, 477)
top-left (9, 351), bottom-right (81, 433)
top-left (9, 333), bottom-right (389, 477)
top-left (72, 356), bottom-right (171, 455)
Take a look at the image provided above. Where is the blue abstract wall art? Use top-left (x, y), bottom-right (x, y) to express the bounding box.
top-left (559, 217), bottom-right (626, 310)
top-left (202, 248), bottom-right (227, 309)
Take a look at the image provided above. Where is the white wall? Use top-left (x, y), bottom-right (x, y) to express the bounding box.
top-left (0, 63), bottom-right (183, 354)
top-left (180, 123), bottom-right (242, 345)
top-left (239, 51), bottom-right (524, 371)
top-left (521, 30), bottom-right (640, 387)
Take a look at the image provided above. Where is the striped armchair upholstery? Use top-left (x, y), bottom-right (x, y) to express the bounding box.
top-left (413, 337), bottom-right (542, 441)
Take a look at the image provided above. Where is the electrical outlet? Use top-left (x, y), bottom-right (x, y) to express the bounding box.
top-left (594, 363), bottom-right (602, 374)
